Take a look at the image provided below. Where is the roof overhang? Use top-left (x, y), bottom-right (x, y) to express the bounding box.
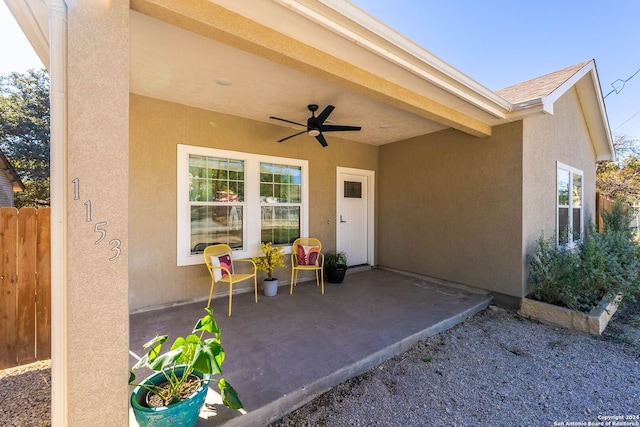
top-left (6, 0), bottom-right (614, 157)
top-left (127, 0), bottom-right (516, 141)
top-left (3, 0), bottom-right (50, 69)
top-left (504, 61), bottom-right (615, 162)
top-left (9, 0), bottom-right (518, 144)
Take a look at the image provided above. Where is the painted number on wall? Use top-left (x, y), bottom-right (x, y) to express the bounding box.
top-left (72, 178), bottom-right (122, 261)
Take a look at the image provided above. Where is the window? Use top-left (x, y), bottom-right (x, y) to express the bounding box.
top-left (188, 156), bottom-right (245, 252)
top-left (260, 163), bottom-right (302, 245)
top-left (557, 162), bottom-right (583, 247)
top-left (178, 145), bottom-right (308, 266)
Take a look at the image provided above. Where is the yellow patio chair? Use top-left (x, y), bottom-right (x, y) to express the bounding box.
top-left (290, 237), bottom-right (324, 295)
top-left (204, 244), bottom-right (258, 316)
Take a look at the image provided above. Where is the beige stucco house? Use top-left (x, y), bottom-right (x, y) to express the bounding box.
top-left (0, 149), bottom-right (24, 207)
top-left (7, 0), bottom-right (613, 425)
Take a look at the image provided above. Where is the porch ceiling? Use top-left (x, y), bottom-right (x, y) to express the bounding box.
top-left (130, 0), bottom-right (510, 145)
top-left (130, 11), bottom-right (446, 146)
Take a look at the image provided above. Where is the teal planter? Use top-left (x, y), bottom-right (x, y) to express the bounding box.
top-left (131, 366), bottom-right (210, 427)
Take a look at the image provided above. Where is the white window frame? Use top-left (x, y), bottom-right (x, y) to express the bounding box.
top-left (556, 161), bottom-right (583, 248)
top-left (177, 144), bottom-right (309, 266)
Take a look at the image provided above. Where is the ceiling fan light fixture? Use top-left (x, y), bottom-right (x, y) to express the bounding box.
top-left (270, 104), bottom-right (361, 147)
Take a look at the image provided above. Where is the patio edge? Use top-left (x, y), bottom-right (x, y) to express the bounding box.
top-left (222, 293), bottom-right (492, 427)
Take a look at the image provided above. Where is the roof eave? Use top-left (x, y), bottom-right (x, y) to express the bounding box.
top-left (275, 0), bottom-right (511, 119)
top-left (4, 0), bottom-right (50, 70)
top-left (506, 61), bottom-right (615, 162)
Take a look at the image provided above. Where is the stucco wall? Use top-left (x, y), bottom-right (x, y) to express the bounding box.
top-left (65, 1), bottom-right (131, 425)
top-left (129, 94), bottom-right (377, 311)
top-left (521, 88), bottom-right (598, 295)
top-left (378, 122), bottom-right (524, 296)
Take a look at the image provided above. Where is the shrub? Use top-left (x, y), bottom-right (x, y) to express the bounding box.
top-left (601, 196), bottom-right (635, 235)
top-left (528, 234), bottom-right (583, 310)
top-left (528, 202), bottom-right (640, 313)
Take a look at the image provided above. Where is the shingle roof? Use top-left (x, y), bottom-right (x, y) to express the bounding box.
top-left (496, 60), bottom-right (592, 104)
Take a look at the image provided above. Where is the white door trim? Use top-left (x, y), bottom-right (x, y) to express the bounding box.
top-left (336, 167), bottom-right (375, 266)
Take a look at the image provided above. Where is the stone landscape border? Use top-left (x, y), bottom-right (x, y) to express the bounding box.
top-left (519, 296), bottom-right (621, 335)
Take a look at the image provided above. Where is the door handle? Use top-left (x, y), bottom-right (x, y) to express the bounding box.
top-left (340, 215), bottom-right (347, 223)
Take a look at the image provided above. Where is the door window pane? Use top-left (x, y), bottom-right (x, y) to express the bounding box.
top-left (344, 181), bottom-right (362, 198)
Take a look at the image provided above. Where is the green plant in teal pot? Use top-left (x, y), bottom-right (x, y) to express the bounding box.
top-left (129, 306), bottom-right (242, 427)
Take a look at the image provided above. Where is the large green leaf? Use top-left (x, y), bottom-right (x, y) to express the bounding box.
top-left (175, 334), bottom-right (202, 364)
top-left (147, 347), bottom-right (182, 371)
top-left (218, 378), bottom-right (243, 410)
top-left (192, 340), bottom-right (223, 375)
top-left (194, 307), bottom-right (220, 335)
top-left (141, 335), bottom-right (168, 363)
top-left (205, 338), bottom-right (225, 367)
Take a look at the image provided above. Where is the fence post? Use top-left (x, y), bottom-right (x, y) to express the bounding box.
top-left (37, 208), bottom-right (51, 360)
top-left (0, 208), bottom-right (19, 369)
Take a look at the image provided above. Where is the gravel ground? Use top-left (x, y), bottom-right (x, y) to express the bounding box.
top-left (0, 359), bottom-right (51, 427)
top-left (2, 302), bottom-right (639, 427)
top-left (271, 303), bottom-right (640, 427)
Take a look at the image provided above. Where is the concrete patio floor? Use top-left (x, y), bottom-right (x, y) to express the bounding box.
top-left (129, 268), bottom-right (492, 426)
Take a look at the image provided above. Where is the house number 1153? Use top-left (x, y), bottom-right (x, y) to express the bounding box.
top-left (72, 178), bottom-right (122, 261)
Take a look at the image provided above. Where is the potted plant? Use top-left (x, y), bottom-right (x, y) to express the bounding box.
top-left (252, 241), bottom-right (286, 296)
top-left (129, 306), bottom-right (243, 427)
top-left (324, 251), bottom-right (348, 283)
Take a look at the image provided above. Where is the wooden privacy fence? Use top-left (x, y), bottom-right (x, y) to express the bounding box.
top-left (0, 207), bottom-right (51, 369)
top-left (595, 192), bottom-right (637, 233)
top-left (596, 192), bottom-right (615, 232)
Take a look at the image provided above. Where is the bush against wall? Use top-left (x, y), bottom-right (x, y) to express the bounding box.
top-left (528, 199), bottom-right (640, 313)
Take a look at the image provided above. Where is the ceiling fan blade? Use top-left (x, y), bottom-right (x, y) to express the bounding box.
top-left (278, 130), bottom-right (307, 143)
top-left (315, 132), bottom-right (328, 147)
top-left (269, 116), bottom-right (307, 128)
top-left (316, 105), bottom-right (335, 124)
top-left (320, 124), bottom-right (362, 132)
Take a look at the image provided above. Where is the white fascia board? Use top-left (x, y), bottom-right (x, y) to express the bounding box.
top-left (543, 61), bottom-right (594, 111)
top-left (586, 65), bottom-right (615, 162)
top-left (501, 97), bottom-right (546, 121)
top-left (4, 0), bottom-right (50, 69)
top-left (563, 62), bottom-right (614, 162)
top-left (273, 0), bottom-right (511, 119)
top-left (506, 61), bottom-right (615, 162)
top-left (508, 63), bottom-right (597, 117)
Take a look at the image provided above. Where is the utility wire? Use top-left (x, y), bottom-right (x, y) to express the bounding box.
top-left (604, 67), bottom-right (640, 99)
top-left (613, 108), bottom-right (640, 132)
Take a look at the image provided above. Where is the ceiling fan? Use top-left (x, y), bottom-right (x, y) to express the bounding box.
top-left (269, 104), bottom-right (361, 147)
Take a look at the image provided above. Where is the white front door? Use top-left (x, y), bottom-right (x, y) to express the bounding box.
top-left (337, 168), bottom-right (374, 266)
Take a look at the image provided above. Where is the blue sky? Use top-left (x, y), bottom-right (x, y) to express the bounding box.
top-left (350, 0), bottom-right (640, 140)
top-left (2, 1), bottom-right (639, 140)
top-left (0, 2), bottom-right (43, 75)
